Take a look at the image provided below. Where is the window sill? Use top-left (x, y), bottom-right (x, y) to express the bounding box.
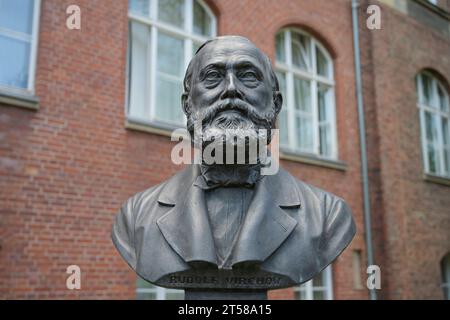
top-left (0, 88), bottom-right (39, 111)
top-left (424, 173), bottom-right (450, 187)
top-left (125, 118), bottom-right (182, 138)
top-left (280, 150), bottom-right (347, 171)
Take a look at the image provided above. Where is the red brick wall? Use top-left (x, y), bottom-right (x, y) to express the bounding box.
top-left (11, 0), bottom-right (450, 300)
top-left (361, 0), bottom-right (450, 299)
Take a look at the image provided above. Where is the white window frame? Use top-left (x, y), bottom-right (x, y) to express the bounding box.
top-left (416, 72), bottom-right (450, 178)
top-left (275, 28), bottom-right (338, 160)
top-left (136, 280), bottom-right (184, 300)
top-left (0, 0), bottom-right (41, 96)
top-left (294, 265), bottom-right (333, 300)
top-left (126, 0), bottom-right (216, 129)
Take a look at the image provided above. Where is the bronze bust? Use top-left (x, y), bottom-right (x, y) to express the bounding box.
top-left (112, 36), bottom-right (356, 299)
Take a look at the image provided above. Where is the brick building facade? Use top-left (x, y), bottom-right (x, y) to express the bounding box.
top-left (0, 0), bottom-right (448, 299)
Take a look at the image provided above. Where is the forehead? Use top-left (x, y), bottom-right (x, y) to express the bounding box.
top-left (195, 40), bottom-right (267, 70)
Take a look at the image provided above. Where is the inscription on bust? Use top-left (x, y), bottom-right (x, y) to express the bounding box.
top-left (155, 269), bottom-right (296, 290)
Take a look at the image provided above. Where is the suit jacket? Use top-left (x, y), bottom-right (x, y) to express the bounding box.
top-left (111, 165), bottom-right (356, 285)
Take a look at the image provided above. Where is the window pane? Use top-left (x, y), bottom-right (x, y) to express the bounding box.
top-left (128, 0), bottom-right (150, 17)
top-left (276, 72), bottom-right (288, 146)
top-left (425, 111), bottom-right (438, 143)
top-left (427, 143), bottom-right (440, 174)
top-left (156, 32), bottom-right (184, 124)
top-left (318, 85), bottom-right (331, 122)
top-left (158, 0), bottom-right (184, 29)
top-left (442, 254), bottom-right (450, 300)
top-left (313, 290), bottom-right (325, 300)
top-left (165, 290), bottom-right (185, 300)
top-left (275, 32), bottom-right (286, 64)
top-left (295, 268), bottom-right (331, 300)
top-left (316, 46), bottom-right (329, 77)
top-left (155, 76), bottom-right (184, 124)
top-left (312, 271), bottom-right (324, 287)
top-left (276, 71), bottom-right (286, 100)
top-left (193, 0), bottom-right (211, 36)
top-left (136, 276), bottom-right (184, 300)
top-left (0, 35), bottom-right (30, 89)
top-left (136, 276), bottom-right (154, 289)
top-left (444, 148), bottom-right (450, 174)
top-left (291, 33), bottom-right (310, 70)
top-left (293, 77), bottom-right (311, 112)
top-left (136, 291), bottom-right (157, 300)
top-left (294, 289), bottom-right (307, 300)
top-left (279, 110), bottom-right (289, 147)
top-left (319, 124), bottom-right (331, 157)
top-left (128, 22), bottom-right (150, 119)
top-left (443, 118), bottom-right (449, 146)
top-left (157, 32), bottom-right (184, 76)
top-left (136, 276), bottom-right (157, 300)
top-left (421, 74), bottom-right (433, 107)
top-left (0, 0), bottom-right (34, 34)
top-left (438, 85), bottom-right (449, 112)
top-left (296, 116), bottom-right (313, 151)
top-left (442, 120), bottom-right (450, 174)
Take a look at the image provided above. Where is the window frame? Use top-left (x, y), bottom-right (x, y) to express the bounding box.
top-left (136, 282), bottom-right (184, 300)
top-left (0, 0), bottom-right (41, 96)
top-left (275, 28), bottom-right (338, 160)
top-left (126, 0), bottom-right (217, 129)
top-left (416, 72), bottom-right (450, 179)
top-left (293, 265), bottom-right (334, 300)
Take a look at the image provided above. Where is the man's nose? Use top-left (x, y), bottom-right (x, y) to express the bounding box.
top-left (220, 72), bottom-right (243, 100)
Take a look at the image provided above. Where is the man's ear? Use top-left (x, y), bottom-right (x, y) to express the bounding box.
top-left (181, 93), bottom-right (190, 116)
top-left (273, 91), bottom-right (283, 115)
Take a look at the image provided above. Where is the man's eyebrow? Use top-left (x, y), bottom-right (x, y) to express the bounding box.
top-left (233, 61), bottom-right (264, 75)
top-left (198, 60), bottom-right (264, 78)
top-left (198, 63), bottom-right (226, 78)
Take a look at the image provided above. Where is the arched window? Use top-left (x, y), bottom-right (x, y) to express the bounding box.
top-left (127, 0), bottom-right (216, 127)
top-left (416, 72), bottom-right (450, 177)
top-left (275, 28), bottom-right (337, 159)
top-left (442, 253), bottom-right (450, 300)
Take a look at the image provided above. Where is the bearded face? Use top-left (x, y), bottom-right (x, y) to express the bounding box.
top-left (182, 37), bottom-right (282, 160)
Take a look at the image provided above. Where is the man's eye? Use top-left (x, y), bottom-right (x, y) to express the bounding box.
top-left (240, 72), bottom-right (258, 81)
top-left (205, 71), bottom-right (221, 80)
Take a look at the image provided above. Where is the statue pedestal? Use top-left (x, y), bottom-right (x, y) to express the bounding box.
top-left (185, 289), bottom-right (267, 300)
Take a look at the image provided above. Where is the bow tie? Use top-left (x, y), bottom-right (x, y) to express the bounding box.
top-left (194, 164), bottom-right (262, 190)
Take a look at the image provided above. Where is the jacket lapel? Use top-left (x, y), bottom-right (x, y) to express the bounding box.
top-left (156, 166), bottom-right (218, 266)
top-left (225, 169), bottom-right (300, 268)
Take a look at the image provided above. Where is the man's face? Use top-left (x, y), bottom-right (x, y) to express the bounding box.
top-left (185, 38), bottom-right (279, 147)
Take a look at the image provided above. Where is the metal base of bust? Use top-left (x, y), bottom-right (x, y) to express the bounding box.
top-left (185, 289), bottom-right (267, 300)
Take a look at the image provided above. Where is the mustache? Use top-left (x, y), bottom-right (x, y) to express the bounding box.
top-left (187, 98), bottom-right (275, 133)
top-left (196, 98), bottom-right (255, 125)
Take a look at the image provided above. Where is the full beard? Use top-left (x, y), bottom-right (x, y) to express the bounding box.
top-left (186, 98), bottom-right (277, 164)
